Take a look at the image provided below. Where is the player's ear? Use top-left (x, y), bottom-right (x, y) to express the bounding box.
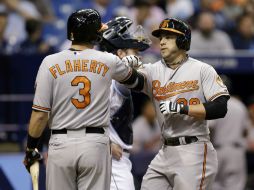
top-left (116, 49), bottom-right (127, 59)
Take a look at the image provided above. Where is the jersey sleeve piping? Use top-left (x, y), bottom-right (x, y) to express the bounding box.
top-left (32, 104), bottom-right (51, 112)
top-left (119, 67), bottom-right (132, 83)
top-left (208, 92), bottom-right (230, 101)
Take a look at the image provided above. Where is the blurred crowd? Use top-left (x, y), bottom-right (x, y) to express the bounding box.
top-left (0, 0), bottom-right (254, 56)
top-left (1, 0), bottom-right (254, 189)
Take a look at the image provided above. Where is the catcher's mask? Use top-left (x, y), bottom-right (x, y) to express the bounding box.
top-left (100, 16), bottom-right (151, 53)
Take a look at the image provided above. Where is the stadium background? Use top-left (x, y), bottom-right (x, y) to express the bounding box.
top-left (0, 0), bottom-right (254, 189)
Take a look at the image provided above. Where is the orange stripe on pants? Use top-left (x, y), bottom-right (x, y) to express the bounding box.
top-left (199, 143), bottom-right (207, 190)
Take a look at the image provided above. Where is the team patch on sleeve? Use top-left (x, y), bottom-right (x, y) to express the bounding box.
top-left (216, 75), bottom-right (227, 88)
top-left (32, 105), bottom-right (51, 112)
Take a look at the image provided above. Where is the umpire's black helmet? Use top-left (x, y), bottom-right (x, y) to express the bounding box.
top-left (100, 17), bottom-right (151, 53)
top-left (67, 9), bottom-right (107, 43)
top-left (152, 18), bottom-right (191, 51)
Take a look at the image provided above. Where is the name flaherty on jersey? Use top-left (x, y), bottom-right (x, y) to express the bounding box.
top-left (49, 59), bottom-right (110, 79)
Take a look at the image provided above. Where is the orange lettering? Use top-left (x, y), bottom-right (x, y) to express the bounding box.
top-left (74, 60), bottom-right (81, 72)
top-left (82, 60), bottom-right (89, 72)
top-left (97, 62), bottom-right (103, 74)
top-left (102, 65), bottom-right (109, 77)
top-left (55, 64), bottom-right (66, 76)
top-left (49, 66), bottom-right (57, 79)
top-left (152, 80), bottom-right (200, 100)
top-left (90, 60), bottom-right (97, 73)
top-left (65, 60), bottom-right (73, 73)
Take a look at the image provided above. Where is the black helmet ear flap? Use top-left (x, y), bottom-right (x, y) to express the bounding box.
top-left (176, 30), bottom-right (191, 51)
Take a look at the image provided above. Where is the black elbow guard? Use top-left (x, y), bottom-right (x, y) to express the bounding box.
top-left (121, 68), bottom-right (145, 91)
top-left (203, 95), bottom-right (229, 120)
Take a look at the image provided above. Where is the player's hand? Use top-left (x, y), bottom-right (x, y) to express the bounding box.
top-left (23, 148), bottom-right (42, 173)
top-left (159, 101), bottom-right (185, 115)
top-left (122, 55), bottom-right (143, 69)
top-left (111, 143), bottom-right (123, 160)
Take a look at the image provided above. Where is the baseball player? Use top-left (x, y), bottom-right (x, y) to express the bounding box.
top-left (22, 9), bottom-right (145, 190)
top-left (100, 17), bottom-right (151, 190)
top-left (210, 76), bottom-right (250, 190)
top-left (122, 18), bottom-right (230, 190)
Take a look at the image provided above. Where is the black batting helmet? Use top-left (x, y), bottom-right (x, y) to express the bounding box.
top-left (152, 18), bottom-right (191, 51)
top-left (67, 9), bottom-right (107, 43)
top-left (100, 17), bottom-right (151, 53)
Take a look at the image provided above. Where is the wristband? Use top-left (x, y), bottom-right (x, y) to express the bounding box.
top-left (27, 134), bottom-right (40, 149)
top-left (180, 104), bottom-right (189, 115)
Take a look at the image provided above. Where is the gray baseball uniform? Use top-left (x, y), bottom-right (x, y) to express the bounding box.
top-left (32, 48), bottom-right (131, 190)
top-left (210, 96), bottom-right (250, 190)
top-left (138, 57), bottom-right (229, 190)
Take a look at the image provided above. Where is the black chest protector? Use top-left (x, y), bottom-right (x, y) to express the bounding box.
top-left (110, 96), bottom-right (134, 145)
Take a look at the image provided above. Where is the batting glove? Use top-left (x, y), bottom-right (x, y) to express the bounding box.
top-left (122, 55), bottom-right (143, 69)
top-left (160, 101), bottom-right (189, 115)
top-left (23, 148), bottom-right (42, 173)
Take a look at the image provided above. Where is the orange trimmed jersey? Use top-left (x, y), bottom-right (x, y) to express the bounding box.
top-left (139, 57), bottom-right (229, 138)
top-left (32, 49), bottom-right (131, 130)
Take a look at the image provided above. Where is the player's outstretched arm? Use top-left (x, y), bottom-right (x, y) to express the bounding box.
top-left (160, 95), bottom-right (229, 120)
top-left (23, 110), bottom-right (48, 172)
top-left (120, 68), bottom-right (145, 91)
top-left (122, 55), bottom-right (143, 69)
top-left (120, 55), bottom-right (146, 91)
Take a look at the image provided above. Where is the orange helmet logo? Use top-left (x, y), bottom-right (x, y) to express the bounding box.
top-left (160, 20), bottom-right (169, 28)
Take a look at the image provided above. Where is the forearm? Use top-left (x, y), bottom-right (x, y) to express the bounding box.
top-left (120, 68), bottom-right (145, 91)
top-left (188, 104), bottom-right (206, 120)
top-left (29, 110), bottom-right (48, 137)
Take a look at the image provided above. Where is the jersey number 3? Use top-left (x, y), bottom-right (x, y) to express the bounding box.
top-left (71, 76), bottom-right (91, 109)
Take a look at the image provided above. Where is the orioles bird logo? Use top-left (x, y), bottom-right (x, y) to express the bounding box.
top-left (160, 20), bottom-right (169, 28)
top-left (216, 75), bottom-right (227, 88)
